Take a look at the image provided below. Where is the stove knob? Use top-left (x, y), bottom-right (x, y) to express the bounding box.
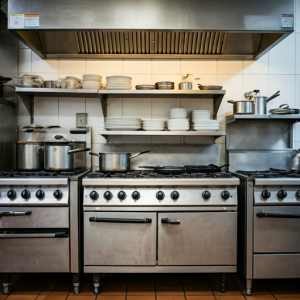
top-left (21, 190), bottom-right (30, 200)
top-left (171, 191), bottom-right (180, 200)
top-left (36, 190), bottom-right (45, 200)
top-left (53, 190), bottom-right (63, 200)
top-left (89, 191), bottom-right (99, 200)
top-left (156, 191), bottom-right (165, 200)
top-left (202, 191), bottom-right (211, 200)
top-left (278, 190), bottom-right (287, 199)
top-left (7, 190), bottom-right (16, 200)
top-left (297, 190), bottom-right (300, 198)
top-left (118, 191), bottom-right (127, 200)
top-left (103, 191), bottom-right (113, 200)
top-left (132, 191), bottom-right (140, 200)
top-left (261, 190), bottom-right (271, 199)
top-left (221, 190), bottom-right (230, 200)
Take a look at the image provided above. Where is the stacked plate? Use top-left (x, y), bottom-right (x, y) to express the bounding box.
top-left (106, 76), bottom-right (132, 90)
top-left (192, 110), bottom-right (211, 121)
top-left (82, 74), bottom-right (102, 89)
top-left (155, 81), bottom-right (175, 90)
top-left (104, 117), bottom-right (141, 131)
top-left (170, 108), bottom-right (188, 119)
top-left (142, 119), bottom-right (166, 131)
top-left (136, 84), bottom-right (155, 90)
top-left (192, 110), bottom-right (220, 131)
top-left (168, 119), bottom-right (189, 131)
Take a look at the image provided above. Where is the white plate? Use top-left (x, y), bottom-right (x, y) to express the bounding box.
top-left (106, 117), bottom-right (141, 121)
top-left (106, 75), bottom-right (132, 79)
top-left (168, 129), bottom-right (189, 131)
top-left (105, 128), bottom-right (141, 131)
top-left (194, 128), bottom-right (219, 131)
top-left (193, 110), bottom-right (210, 113)
top-left (143, 128), bottom-right (165, 131)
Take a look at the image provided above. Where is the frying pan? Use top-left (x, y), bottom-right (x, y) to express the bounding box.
top-left (139, 166), bottom-right (186, 175)
top-left (184, 164), bottom-right (229, 174)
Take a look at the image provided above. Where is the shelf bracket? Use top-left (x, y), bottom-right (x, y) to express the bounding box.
top-left (213, 94), bottom-right (223, 119)
top-left (18, 93), bottom-right (34, 122)
top-left (99, 94), bottom-right (108, 118)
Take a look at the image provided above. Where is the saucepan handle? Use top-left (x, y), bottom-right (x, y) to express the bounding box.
top-left (227, 100), bottom-right (234, 104)
top-left (89, 152), bottom-right (100, 157)
top-left (129, 150), bottom-right (151, 159)
top-left (36, 146), bottom-right (44, 153)
top-left (68, 148), bottom-right (91, 154)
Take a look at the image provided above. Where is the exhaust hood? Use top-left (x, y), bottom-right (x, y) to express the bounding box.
top-left (8, 0), bottom-right (294, 60)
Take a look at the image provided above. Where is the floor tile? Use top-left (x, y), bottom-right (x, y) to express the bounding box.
top-left (6, 296), bottom-right (37, 300)
top-left (212, 282), bottom-right (243, 296)
top-left (127, 283), bottom-right (155, 295)
top-left (101, 274), bottom-right (128, 283)
top-left (245, 296), bottom-right (276, 300)
top-left (67, 296), bottom-right (96, 300)
top-left (275, 296), bottom-right (300, 300)
top-left (183, 283), bottom-right (213, 296)
top-left (0, 296), bottom-right (8, 300)
top-left (126, 296), bottom-right (155, 300)
top-left (40, 282), bottom-right (72, 296)
top-left (236, 281), bottom-right (271, 295)
top-left (11, 282), bottom-right (45, 295)
top-left (97, 296), bottom-right (125, 300)
top-left (266, 283), bottom-right (299, 295)
top-left (215, 296), bottom-right (245, 300)
top-left (156, 296), bottom-right (186, 300)
top-left (127, 274), bottom-right (155, 283)
top-left (99, 284), bottom-right (127, 295)
top-left (181, 274), bottom-right (208, 284)
top-left (36, 296), bottom-right (68, 300)
top-left (185, 297), bottom-right (215, 300)
top-left (69, 283), bottom-right (95, 296)
top-left (156, 283), bottom-right (184, 296)
top-left (156, 274), bottom-right (182, 284)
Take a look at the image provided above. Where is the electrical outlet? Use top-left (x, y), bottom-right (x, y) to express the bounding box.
top-left (76, 113), bottom-right (87, 128)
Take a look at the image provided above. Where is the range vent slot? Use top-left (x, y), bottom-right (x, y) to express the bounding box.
top-left (75, 31), bottom-right (226, 55)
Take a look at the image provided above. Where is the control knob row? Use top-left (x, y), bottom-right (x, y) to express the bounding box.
top-left (90, 190), bottom-right (141, 200)
top-left (261, 190), bottom-right (291, 200)
top-left (7, 189), bottom-right (63, 200)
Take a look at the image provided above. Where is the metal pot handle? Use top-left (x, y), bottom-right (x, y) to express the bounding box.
top-left (67, 148), bottom-right (91, 154)
top-left (129, 150), bottom-right (151, 159)
top-left (36, 146), bottom-right (44, 153)
top-left (55, 135), bottom-right (69, 142)
top-left (227, 100), bottom-right (234, 104)
top-left (89, 152), bottom-right (100, 157)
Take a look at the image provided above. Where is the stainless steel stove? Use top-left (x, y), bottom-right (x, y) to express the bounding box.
top-left (0, 169), bottom-right (89, 295)
top-left (231, 169), bottom-right (300, 296)
top-left (82, 171), bottom-right (239, 294)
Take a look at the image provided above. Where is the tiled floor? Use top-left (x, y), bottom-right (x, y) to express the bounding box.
top-left (1, 273), bottom-right (300, 300)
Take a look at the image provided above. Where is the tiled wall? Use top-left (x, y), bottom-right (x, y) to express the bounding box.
top-left (17, 1), bottom-right (300, 169)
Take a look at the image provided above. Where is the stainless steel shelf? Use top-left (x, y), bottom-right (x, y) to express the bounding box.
top-left (226, 114), bottom-right (300, 124)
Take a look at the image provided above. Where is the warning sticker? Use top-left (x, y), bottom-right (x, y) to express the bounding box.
top-left (10, 14), bottom-right (24, 28)
top-left (24, 14), bottom-right (39, 28)
top-left (282, 14), bottom-right (293, 28)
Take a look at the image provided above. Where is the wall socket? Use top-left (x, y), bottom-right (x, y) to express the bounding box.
top-left (76, 113), bottom-right (87, 128)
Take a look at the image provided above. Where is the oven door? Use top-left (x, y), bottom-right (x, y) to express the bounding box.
top-left (84, 212), bottom-right (156, 265)
top-left (0, 230), bottom-right (69, 272)
top-left (157, 212), bottom-right (237, 265)
top-left (254, 206), bottom-right (300, 253)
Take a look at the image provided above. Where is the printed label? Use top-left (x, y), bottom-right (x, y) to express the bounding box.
top-left (282, 14), bottom-right (293, 28)
top-left (24, 14), bottom-right (39, 28)
top-left (10, 14), bottom-right (24, 28)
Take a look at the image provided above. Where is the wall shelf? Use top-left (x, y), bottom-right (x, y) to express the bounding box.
top-left (16, 88), bottom-right (225, 120)
top-left (226, 114), bottom-right (300, 124)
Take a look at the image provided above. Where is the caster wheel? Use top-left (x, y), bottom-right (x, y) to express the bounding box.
top-left (220, 287), bottom-right (226, 293)
top-left (4, 286), bottom-right (10, 295)
top-left (74, 286), bottom-right (80, 294)
top-left (94, 287), bottom-right (100, 294)
top-left (246, 289), bottom-right (252, 296)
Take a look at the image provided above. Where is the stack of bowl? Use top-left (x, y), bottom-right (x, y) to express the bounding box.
top-left (192, 110), bottom-right (220, 131)
top-left (142, 119), bottom-right (166, 131)
top-left (168, 108), bottom-right (189, 131)
top-left (155, 81), bottom-right (175, 90)
top-left (82, 74), bottom-right (102, 89)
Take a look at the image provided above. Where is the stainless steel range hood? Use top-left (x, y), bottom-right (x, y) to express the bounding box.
top-left (8, 0), bottom-right (294, 60)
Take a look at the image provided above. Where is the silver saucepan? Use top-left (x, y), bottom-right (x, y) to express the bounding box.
top-left (89, 150), bottom-right (151, 172)
top-left (228, 100), bottom-right (255, 114)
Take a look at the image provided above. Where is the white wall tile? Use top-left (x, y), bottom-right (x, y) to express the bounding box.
top-left (59, 59), bottom-right (86, 74)
top-left (180, 98), bottom-right (213, 117)
top-left (34, 97), bottom-right (59, 126)
top-left (152, 98), bottom-right (180, 119)
top-left (181, 59), bottom-right (217, 75)
top-left (123, 136), bottom-right (151, 143)
top-left (86, 59), bottom-right (123, 74)
top-left (243, 75), bottom-right (269, 97)
top-left (268, 75), bottom-right (296, 110)
top-left (296, 34), bottom-right (300, 74)
top-left (18, 40), bottom-right (28, 49)
top-left (18, 49), bottom-right (31, 73)
top-left (32, 52), bottom-right (58, 74)
top-left (151, 136), bottom-right (181, 144)
top-left (86, 98), bottom-right (104, 127)
top-left (107, 98), bottom-right (123, 117)
top-left (123, 98), bottom-right (152, 118)
top-left (39, 74), bottom-right (60, 81)
top-left (58, 97), bottom-right (85, 127)
top-left (126, 74), bottom-right (152, 87)
top-left (242, 53), bottom-right (269, 75)
top-left (218, 60), bottom-right (243, 75)
top-left (152, 74), bottom-right (181, 90)
top-left (152, 59), bottom-right (180, 74)
top-left (91, 127), bottom-right (107, 144)
top-left (124, 59), bottom-right (151, 74)
top-left (195, 75), bottom-right (217, 89)
top-left (269, 34), bottom-right (296, 74)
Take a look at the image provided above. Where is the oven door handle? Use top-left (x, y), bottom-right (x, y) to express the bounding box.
top-left (0, 211), bottom-right (32, 216)
top-left (256, 212), bottom-right (300, 218)
top-left (0, 231), bottom-right (68, 238)
top-left (161, 218), bottom-right (181, 224)
top-left (89, 217), bottom-right (152, 223)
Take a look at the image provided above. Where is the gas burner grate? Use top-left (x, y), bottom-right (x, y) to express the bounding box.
top-left (236, 168), bottom-right (300, 178)
top-left (191, 172), bottom-right (233, 178)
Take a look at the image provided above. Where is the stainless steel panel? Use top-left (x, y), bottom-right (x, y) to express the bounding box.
top-left (84, 265), bottom-right (237, 273)
top-left (16, 142), bottom-right (44, 171)
top-left (44, 144), bottom-right (74, 171)
top-left (157, 212), bottom-right (237, 265)
top-left (0, 207), bottom-right (69, 228)
top-left (254, 206), bottom-right (300, 253)
top-left (0, 237), bottom-right (69, 272)
top-left (0, 178), bottom-right (68, 185)
top-left (254, 178), bottom-right (300, 186)
top-left (253, 254), bottom-right (300, 279)
top-left (84, 212), bottom-right (156, 266)
top-left (0, 233), bottom-right (55, 238)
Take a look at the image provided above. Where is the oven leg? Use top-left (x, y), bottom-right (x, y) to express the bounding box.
top-left (2, 273), bottom-right (11, 295)
top-left (246, 279), bottom-right (252, 296)
top-left (220, 273), bottom-right (227, 293)
top-left (93, 273), bottom-right (100, 294)
top-left (72, 273), bottom-right (80, 294)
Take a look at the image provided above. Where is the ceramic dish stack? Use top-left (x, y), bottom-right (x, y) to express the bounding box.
top-left (192, 110), bottom-right (220, 131)
top-left (168, 108), bottom-right (189, 131)
top-left (82, 74), bottom-right (102, 89)
top-left (104, 117), bottom-right (141, 131)
top-left (142, 119), bottom-right (166, 131)
top-left (106, 76), bottom-right (132, 90)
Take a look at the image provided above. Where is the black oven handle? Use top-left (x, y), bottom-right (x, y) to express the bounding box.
top-left (0, 211), bottom-right (32, 216)
top-left (161, 218), bottom-right (181, 224)
top-left (257, 212), bottom-right (300, 218)
top-left (89, 217), bottom-right (152, 223)
top-left (0, 231), bottom-right (68, 238)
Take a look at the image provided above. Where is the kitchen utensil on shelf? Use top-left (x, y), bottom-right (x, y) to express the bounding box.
top-left (155, 81), bottom-right (174, 90)
top-left (184, 164), bottom-right (229, 174)
top-left (44, 80), bottom-right (60, 88)
top-left (59, 77), bottom-right (82, 89)
top-left (139, 166), bottom-right (186, 175)
top-left (227, 100), bottom-right (255, 114)
top-left (198, 84), bottom-right (222, 90)
top-left (136, 84), bottom-right (156, 90)
top-left (289, 149), bottom-right (300, 171)
top-left (179, 82), bottom-right (192, 90)
top-left (89, 150), bottom-right (151, 172)
top-left (269, 104), bottom-right (300, 115)
top-left (16, 141), bottom-right (44, 171)
top-left (16, 74), bottom-right (44, 88)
